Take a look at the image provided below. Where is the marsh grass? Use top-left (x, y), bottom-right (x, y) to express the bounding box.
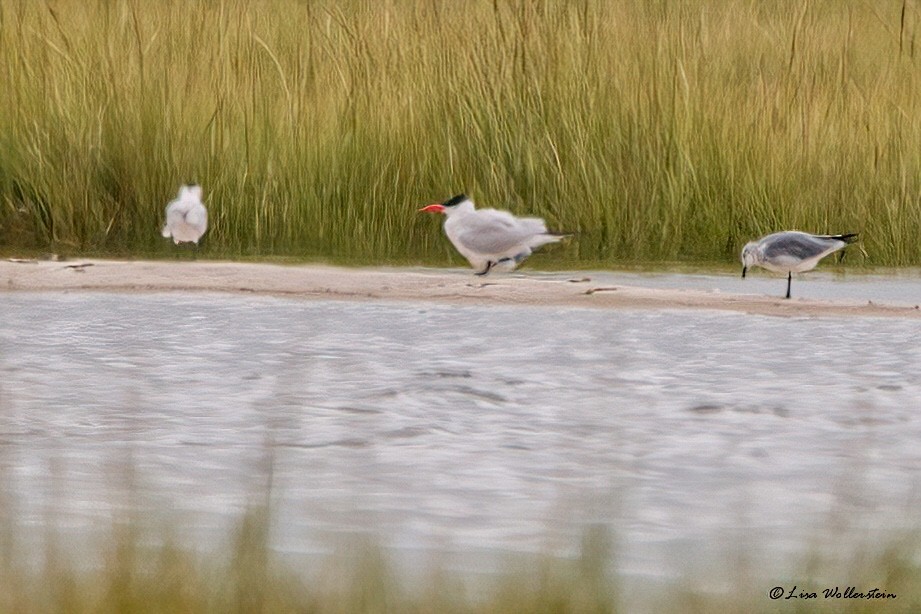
top-left (0, 506), bottom-right (619, 613)
top-left (2, 1), bottom-right (921, 267)
top-left (1, 506), bottom-right (921, 613)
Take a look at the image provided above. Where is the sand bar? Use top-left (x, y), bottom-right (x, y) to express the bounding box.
top-left (2, 258), bottom-right (920, 319)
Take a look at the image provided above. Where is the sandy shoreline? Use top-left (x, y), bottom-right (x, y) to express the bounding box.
top-left (2, 258), bottom-right (920, 319)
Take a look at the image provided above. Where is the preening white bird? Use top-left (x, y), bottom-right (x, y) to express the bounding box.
top-left (741, 231), bottom-right (859, 299)
top-left (418, 194), bottom-right (566, 275)
top-left (161, 184), bottom-right (208, 245)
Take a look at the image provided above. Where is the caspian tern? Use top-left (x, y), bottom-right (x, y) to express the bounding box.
top-left (161, 184), bottom-right (208, 245)
top-left (741, 231), bottom-right (858, 298)
top-left (419, 194), bottom-right (566, 275)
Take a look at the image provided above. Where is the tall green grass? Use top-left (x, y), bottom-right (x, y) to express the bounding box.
top-left (1, 0), bottom-right (921, 266)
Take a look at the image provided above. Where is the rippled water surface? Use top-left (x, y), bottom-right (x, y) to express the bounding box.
top-left (1, 290), bottom-right (920, 586)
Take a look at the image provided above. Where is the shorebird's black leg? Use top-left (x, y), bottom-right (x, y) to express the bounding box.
top-left (475, 261), bottom-right (495, 276)
top-left (785, 272), bottom-right (792, 299)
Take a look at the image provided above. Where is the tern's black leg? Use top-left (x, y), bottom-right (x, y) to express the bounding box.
top-left (785, 272), bottom-right (792, 299)
top-left (475, 261), bottom-right (495, 276)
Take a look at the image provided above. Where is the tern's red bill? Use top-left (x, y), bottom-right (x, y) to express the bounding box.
top-left (418, 204), bottom-right (445, 214)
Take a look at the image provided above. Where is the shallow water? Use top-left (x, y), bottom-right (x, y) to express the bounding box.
top-left (532, 267), bottom-right (921, 305)
top-left (1, 289), bottom-right (920, 589)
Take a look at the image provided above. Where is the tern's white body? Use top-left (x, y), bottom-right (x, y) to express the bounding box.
top-left (440, 198), bottom-right (563, 273)
top-left (162, 185), bottom-right (208, 245)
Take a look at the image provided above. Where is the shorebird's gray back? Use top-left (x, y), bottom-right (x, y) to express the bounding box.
top-left (761, 232), bottom-right (838, 262)
top-left (752, 231), bottom-right (856, 274)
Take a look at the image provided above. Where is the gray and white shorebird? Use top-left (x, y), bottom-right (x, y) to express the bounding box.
top-left (418, 194), bottom-right (566, 275)
top-left (161, 184), bottom-right (208, 245)
top-left (741, 231), bottom-right (859, 299)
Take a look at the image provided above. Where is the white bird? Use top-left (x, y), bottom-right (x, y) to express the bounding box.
top-left (419, 194), bottom-right (566, 275)
top-left (741, 231), bottom-right (858, 298)
top-left (161, 184), bottom-right (208, 245)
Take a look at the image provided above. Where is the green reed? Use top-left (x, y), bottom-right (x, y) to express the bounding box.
top-left (1, 0), bottom-right (920, 267)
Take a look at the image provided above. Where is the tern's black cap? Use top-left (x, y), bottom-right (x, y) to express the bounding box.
top-left (442, 194), bottom-right (468, 207)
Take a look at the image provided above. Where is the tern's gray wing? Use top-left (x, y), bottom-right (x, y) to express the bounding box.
top-left (511, 216), bottom-right (549, 235)
top-left (762, 233), bottom-right (838, 261)
top-left (185, 203), bottom-right (207, 228)
top-left (166, 200), bottom-right (207, 226)
top-left (165, 199), bottom-right (191, 221)
top-left (453, 210), bottom-right (533, 255)
top-left (163, 201), bottom-right (183, 233)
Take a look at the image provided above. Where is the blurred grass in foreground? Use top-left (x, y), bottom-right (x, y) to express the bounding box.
top-left (0, 507), bottom-right (618, 614)
top-left (1, 1), bottom-right (921, 267)
top-left (1, 506), bottom-right (920, 613)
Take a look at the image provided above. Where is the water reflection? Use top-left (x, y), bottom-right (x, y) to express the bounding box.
top-left (1, 291), bottom-right (920, 581)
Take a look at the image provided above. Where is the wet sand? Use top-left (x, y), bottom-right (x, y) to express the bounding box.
top-left (2, 258), bottom-right (920, 318)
